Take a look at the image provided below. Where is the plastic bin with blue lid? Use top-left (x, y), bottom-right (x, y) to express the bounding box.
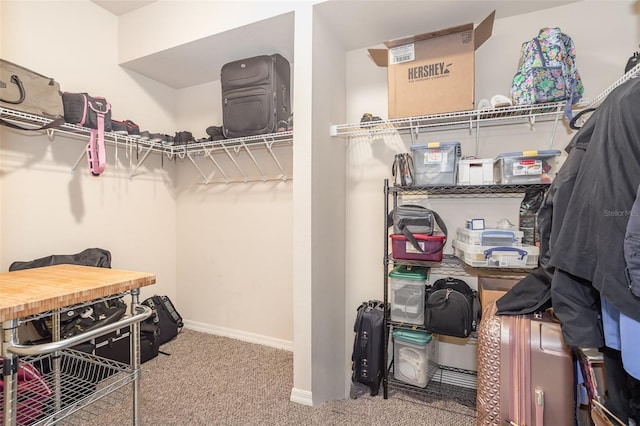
top-left (452, 239), bottom-right (539, 268)
top-left (389, 265), bottom-right (428, 325)
top-left (494, 149), bottom-right (561, 184)
top-left (392, 329), bottom-right (439, 388)
top-left (410, 141), bottom-right (461, 186)
top-left (456, 227), bottom-right (524, 246)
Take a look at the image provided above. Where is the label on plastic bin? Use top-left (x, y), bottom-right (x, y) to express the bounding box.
top-left (512, 159), bottom-right (542, 176)
top-left (406, 241), bottom-right (426, 254)
top-left (424, 150), bottom-right (446, 165)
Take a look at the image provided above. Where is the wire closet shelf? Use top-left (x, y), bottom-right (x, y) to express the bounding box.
top-left (0, 107), bottom-right (293, 183)
top-left (330, 61), bottom-right (640, 139)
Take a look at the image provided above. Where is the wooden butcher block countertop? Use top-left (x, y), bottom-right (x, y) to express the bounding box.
top-left (0, 264), bottom-right (156, 322)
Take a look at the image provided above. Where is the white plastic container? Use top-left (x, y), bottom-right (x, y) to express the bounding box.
top-left (393, 329), bottom-right (439, 388)
top-left (452, 239), bottom-right (539, 268)
top-left (457, 158), bottom-right (495, 185)
top-left (456, 227), bottom-right (524, 246)
top-left (389, 266), bottom-right (428, 325)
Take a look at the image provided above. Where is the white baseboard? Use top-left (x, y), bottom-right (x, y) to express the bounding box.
top-left (289, 387), bottom-right (314, 406)
top-left (183, 320), bottom-right (293, 352)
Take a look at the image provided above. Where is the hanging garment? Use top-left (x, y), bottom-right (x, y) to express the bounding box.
top-left (550, 77), bottom-right (640, 323)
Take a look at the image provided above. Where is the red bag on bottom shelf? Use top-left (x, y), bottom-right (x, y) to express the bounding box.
top-left (0, 358), bottom-right (52, 424)
top-left (390, 232), bottom-right (446, 262)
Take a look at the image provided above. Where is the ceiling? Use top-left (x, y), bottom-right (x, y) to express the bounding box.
top-left (120, 12), bottom-right (295, 89)
top-left (314, 0), bottom-right (580, 52)
top-left (93, 0), bottom-right (580, 89)
top-left (91, 0), bottom-right (156, 16)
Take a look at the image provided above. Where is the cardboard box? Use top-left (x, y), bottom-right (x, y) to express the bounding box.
top-left (478, 277), bottom-right (519, 309)
top-left (369, 11), bottom-right (495, 118)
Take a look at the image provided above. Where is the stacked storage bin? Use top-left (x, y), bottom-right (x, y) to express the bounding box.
top-left (392, 329), bottom-right (439, 388)
top-left (493, 150), bottom-right (561, 184)
top-left (389, 265), bottom-right (429, 325)
top-left (410, 141), bottom-right (461, 186)
top-left (452, 227), bottom-right (539, 268)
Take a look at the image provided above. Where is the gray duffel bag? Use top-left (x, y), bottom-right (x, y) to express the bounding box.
top-left (0, 58), bottom-right (65, 130)
top-left (388, 204), bottom-right (448, 254)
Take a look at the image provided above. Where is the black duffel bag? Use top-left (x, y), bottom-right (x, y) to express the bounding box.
top-left (9, 248), bottom-right (126, 340)
top-left (424, 277), bottom-right (480, 338)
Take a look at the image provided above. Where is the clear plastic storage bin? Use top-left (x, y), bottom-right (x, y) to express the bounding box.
top-left (452, 239), bottom-right (539, 268)
top-left (393, 329), bottom-right (439, 388)
top-left (455, 227), bottom-right (524, 246)
top-left (389, 265), bottom-right (428, 325)
top-left (410, 142), bottom-right (461, 186)
top-left (494, 150), bottom-right (561, 184)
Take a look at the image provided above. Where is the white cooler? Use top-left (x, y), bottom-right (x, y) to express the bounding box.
top-left (393, 329), bottom-right (439, 388)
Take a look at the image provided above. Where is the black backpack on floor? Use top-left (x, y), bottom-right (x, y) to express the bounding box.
top-left (142, 295), bottom-right (184, 345)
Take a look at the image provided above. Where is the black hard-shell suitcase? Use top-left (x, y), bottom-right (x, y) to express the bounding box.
top-left (352, 300), bottom-right (386, 396)
top-left (221, 53), bottom-right (291, 138)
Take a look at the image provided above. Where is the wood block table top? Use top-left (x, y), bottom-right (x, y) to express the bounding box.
top-left (0, 264), bottom-right (156, 322)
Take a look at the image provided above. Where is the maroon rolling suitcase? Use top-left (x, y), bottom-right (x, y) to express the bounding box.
top-left (476, 301), bottom-right (574, 426)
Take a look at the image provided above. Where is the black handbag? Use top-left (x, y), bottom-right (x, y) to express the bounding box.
top-left (424, 277), bottom-right (480, 338)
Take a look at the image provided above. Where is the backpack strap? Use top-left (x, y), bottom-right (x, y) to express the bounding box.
top-left (391, 155), bottom-right (401, 186)
top-left (569, 107), bottom-right (597, 130)
top-left (560, 32), bottom-right (582, 121)
top-left (86, 99), bottom-right (110, 176)
top-left (471, 289), bottom-right (481, 331)
top-left (402, 153), bottom-right (414, 186)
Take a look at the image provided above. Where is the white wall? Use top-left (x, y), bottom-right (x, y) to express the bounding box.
top-left (167, 23), bottom-right (295, 347)
top-left (342, 0), bottom-right (639, 395)
top-left (0, 0), bottom-right (178, 300)
top-left (3, 0), bottom-right (638, 408)
top-left (117, 1), bottom-right (304, 65)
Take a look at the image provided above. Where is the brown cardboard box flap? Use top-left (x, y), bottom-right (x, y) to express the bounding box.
top-left (368, 49), bottom-right (388, 67)
top-left (384, 23), bottom-right (473, 49)
top-left (474, 10), bottom-right (495, 50)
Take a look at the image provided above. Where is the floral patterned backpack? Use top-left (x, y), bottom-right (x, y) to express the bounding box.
top-left (510, 28), bottom-right (584, 118)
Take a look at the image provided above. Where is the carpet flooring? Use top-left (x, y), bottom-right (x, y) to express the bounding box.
top-left (66, 329), bottom-right (477, 425)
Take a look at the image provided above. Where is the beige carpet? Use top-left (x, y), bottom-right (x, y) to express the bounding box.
top-left (67, 329), bottom-right (477, 425)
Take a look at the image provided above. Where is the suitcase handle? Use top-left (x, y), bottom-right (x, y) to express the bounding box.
top-left (0, 74), bottom-right (26, 104)
top-left (483, 246), bottom-right (527, 259)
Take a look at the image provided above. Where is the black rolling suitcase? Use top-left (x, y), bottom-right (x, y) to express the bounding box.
top-left (351, 300), bottom-right (386, 396)
top-left (221, 53), bottom-right (291, 138)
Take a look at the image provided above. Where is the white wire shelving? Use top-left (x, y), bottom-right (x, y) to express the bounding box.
top-left (0, 107), bottom-right (293, 184)
top-left (330, 62), bottom-right (640, 154)
top-left (3, 63), bottom-right (639, 183)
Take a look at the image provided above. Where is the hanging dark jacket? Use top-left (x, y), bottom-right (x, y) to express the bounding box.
top-left (497, 109), bottom-right (605, 347)
top-left (550, 77), bottom-right (640, 323)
